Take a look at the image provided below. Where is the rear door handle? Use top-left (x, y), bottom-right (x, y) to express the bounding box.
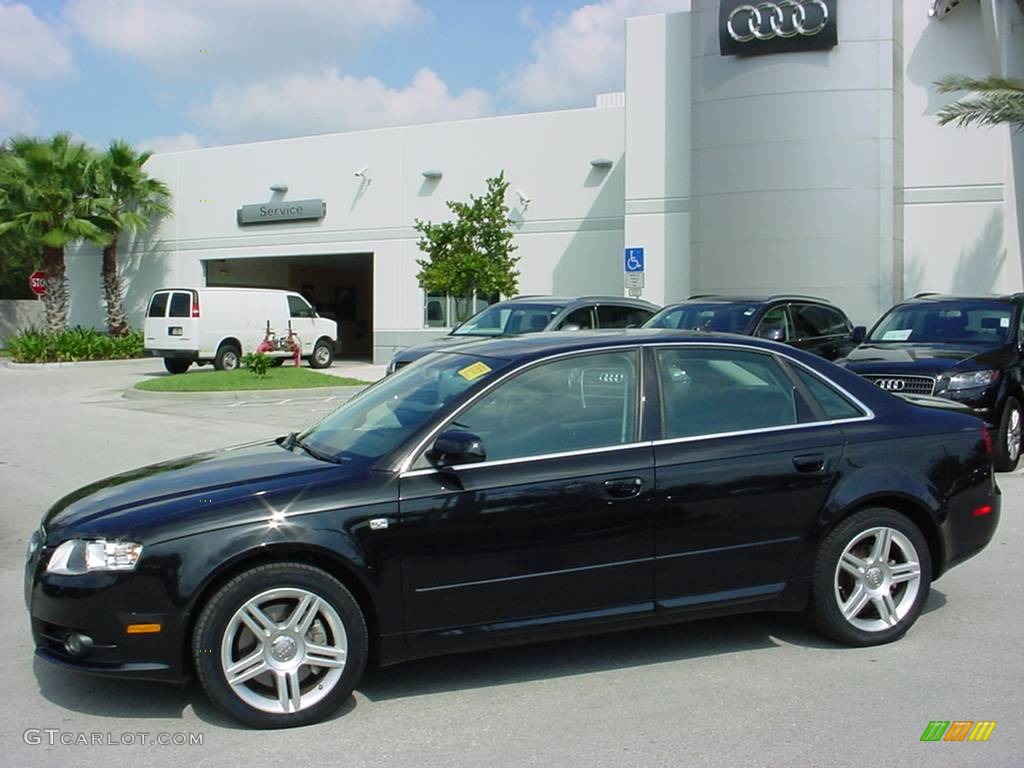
top-left (793, 454), bottom-right (826, 473)
top-left (603, 477), bottom-right (643, 499)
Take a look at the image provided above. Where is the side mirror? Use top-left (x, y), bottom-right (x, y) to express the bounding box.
top-left (850, 325), bottom-right (867, 344)
top-left (428, 429), bottom-right (486, 468)
top-left (758, 326), bottom-right (785, 342)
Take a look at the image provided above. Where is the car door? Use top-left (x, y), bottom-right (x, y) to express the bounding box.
top-left (399, 348), bottom-right (655, 650)
top-left (287, 294), bottom-right (317, 355)
top-left (651, 345), bottom-right (847, 611)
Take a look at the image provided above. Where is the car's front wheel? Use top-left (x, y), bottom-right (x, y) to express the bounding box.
top-left (994, 396), bottom-right (1022, 472)
top-left (163, 358), bottom-right (190, 374)
top-left (809, 508), bottom-right (931, 646)
top-left (193, 563), bottom-right (367, 729)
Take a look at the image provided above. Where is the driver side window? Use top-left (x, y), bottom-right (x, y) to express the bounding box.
top-left (756, 305), bottom-right (791, 341)
top-left (446, 351), bottom-right (638, 462)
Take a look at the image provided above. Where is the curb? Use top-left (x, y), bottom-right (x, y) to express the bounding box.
top-left (3, 357), bottom-right (152, 369)
top-left (123, 384), bottom-right (369, 402)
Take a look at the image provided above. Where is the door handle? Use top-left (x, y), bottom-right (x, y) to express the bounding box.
top-left (603, 477), bottom-right (643, 499)
top-left (792, 454), bottom-right (825, 473)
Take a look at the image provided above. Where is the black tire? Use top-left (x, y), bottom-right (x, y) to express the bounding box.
top-left (163, 358), bottom-right (190, 374)
top-left (309, 339), bottom-right (334, 369)
top-left (808, 508), bottom-right (931, 647)
top-left (994, 396), bottom-right (1022, 472)
top-left (192, 563), bottom-right (368, 729)
top-left (214, 343), bottom-right (241, 371)
top-left (271, 357), bottom-right (287, 367)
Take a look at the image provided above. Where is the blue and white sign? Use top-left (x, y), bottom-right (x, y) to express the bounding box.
top-left (624, 247), bottom-right (645, 272)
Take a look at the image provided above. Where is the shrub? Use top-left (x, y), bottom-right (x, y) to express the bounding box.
top-left (8, 327), bottom-right (145, 363)
top-left (242, 351), bottom-right (271, 377)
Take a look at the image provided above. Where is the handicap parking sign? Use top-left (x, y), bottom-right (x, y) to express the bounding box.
top-left (625, 248), bottom-right (644, 272)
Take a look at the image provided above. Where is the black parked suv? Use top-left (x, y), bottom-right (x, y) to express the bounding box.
top-left (841, 293), bottom-right (1024, 471)
top-left (644, 294), bottom-right (861, 361)
top-left (385, 295), bottom-right (658, 373)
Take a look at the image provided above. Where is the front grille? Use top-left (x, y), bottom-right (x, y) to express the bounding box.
top-left (863, 374), bottom-right (936, 396)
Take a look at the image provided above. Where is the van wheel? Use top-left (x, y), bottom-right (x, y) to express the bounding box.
top-left (163, 358), bottom-right (191, 375)
top-left (192, 563), bottom-right (367, 729)
top-left (994, 397), bottom-right (1022, 472)
top-left (215, 343), bottom-right (241, 371)
top-left (310, 340), bottom-right (334, 369)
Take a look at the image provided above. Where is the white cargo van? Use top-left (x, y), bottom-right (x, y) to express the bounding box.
top-left (143, 287), bottom-right (338, 374)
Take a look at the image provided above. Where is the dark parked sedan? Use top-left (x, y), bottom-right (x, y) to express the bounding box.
top-left (26, 331), bottom-right (999, 728)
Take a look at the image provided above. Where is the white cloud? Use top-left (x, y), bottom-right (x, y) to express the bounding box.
top-left (504, 0), bottom-right (690, 110)
top-left (0, 81), bottom-right (37, 138)
top-left (64, 0), bottom-right (429, 77)
top-left (518, 5), bottom-right (541, 31)
top-left (137, 131), bottom-right (205, 154)
top-left (191, 68), bottom-right (492, 143)
top-left (0, 3), bottom-right (74, 81)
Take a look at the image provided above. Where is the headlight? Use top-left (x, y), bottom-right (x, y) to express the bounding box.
top-left (46, 539), bottom-right (143, 575)
top-left (946, 370), bottom-right (999, 391)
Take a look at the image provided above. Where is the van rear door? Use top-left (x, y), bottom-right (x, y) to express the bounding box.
top-left (144, 289), bottom-right (199, 352)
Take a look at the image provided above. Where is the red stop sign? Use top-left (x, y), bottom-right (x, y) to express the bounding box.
top-left (29, 270), bottom-right (46, 296)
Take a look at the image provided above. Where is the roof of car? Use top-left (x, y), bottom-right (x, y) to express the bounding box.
top-left (901, 292), bottom-right (1024, 304)
top-left (501, 295), bottom-right (659, 309)
top-left (671, 294), bottom-right (835, 305)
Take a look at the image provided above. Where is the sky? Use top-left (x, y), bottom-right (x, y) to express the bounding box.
top-left (0, 0), bottom-right (691, 153)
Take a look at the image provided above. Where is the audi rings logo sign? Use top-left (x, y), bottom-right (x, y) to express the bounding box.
top-left (875, 379), bottom-right (906, 392)
top-left (719, 0), bottom-right (838, 57)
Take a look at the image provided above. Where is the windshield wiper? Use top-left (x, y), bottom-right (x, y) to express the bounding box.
top-left (283, 431), bottom-right (344, 464)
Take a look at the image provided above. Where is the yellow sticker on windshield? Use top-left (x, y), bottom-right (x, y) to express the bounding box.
top-left (457, 361), bottom-right (492, 381)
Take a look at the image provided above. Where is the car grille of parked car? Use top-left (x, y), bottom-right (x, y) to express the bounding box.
top-left (862, 374), bottom-right (936, 396)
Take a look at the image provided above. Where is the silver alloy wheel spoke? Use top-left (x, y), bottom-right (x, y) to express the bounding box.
top-left (873, 592), bottom-right (899, 627)
top-left (842, 584), bottom-right (870, 620)
top-left (833, 525), bottom-right (922, 633)
top-left (225, 649), bottom-right (269, 685)
top-left (275, 669), bottom-right (302, 713)
top-left (889, 561), bottom-right (920, 585)
top-left (240, 603), bottom-right (277, 637)
top-left (287, 594), bottom-right (321, 634)
top-left (869, 527), bottom-right (892, 563)
top-left (305, 642), bottom-right (347, 668)
top-left (840, 551), bottom-right (866, 576)
top-left (1009, 409), bottom-right (1021, 461)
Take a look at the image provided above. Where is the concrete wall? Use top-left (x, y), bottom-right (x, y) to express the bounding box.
top-left (0, 299), bottom-right (45, 346)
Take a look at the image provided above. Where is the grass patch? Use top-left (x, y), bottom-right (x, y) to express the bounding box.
top-left (135, 367), bottom-right (371, 392)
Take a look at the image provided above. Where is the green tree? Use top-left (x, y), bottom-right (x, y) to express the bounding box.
top-left (93, 140), bottom-right (172, 335)
top-left (935, 75), bottom-right (1024, 131)
top-left (0, 134), bottom-right (107, 332)
top-left (414, 171), bottom-right (520, 321)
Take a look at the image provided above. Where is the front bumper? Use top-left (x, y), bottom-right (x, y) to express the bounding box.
top-left (25, 549), bottom-right (186, 682)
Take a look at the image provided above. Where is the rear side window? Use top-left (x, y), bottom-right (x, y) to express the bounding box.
top-left (657, 348), bottom-right (799, 438)
top-left (148, 292), bottom-right (169, 317)
top-left (793, 304), bottom-right (850, 338)
top-left (168, 292), bottom-right (191, 318)
top-left (597, 305), bottom-right (653, 328)
top-left (559, 307), bottom-right (595, 330)
top-left (793, 367), bottom-right (863, 420)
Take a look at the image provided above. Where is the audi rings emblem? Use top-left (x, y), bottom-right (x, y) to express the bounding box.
top-left (875, 379), bottom-right (906, 392)
top-left (727, 1), bottom-right (830, 43)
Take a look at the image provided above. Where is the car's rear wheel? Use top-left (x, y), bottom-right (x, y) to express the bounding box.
top-left (163, 358), bottom-right (190, 374)
top-left (994, 397), bottom-right (1022, 472)
top-left (193, 563), bottom-right (367, 729)
top-left (809, 508), bottom-right (931, 646)
top-left (214, 343), bottom-right (241, 371)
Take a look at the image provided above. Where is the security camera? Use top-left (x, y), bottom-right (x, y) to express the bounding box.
top-left (354, 165), bottom-right (368, 178)
top-left (516, 188), bottom-right (531, 209)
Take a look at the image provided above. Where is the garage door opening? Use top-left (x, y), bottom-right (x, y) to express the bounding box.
top-left (203, 253), bottom-right (373, 360)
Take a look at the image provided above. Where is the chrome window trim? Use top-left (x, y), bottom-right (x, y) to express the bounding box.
top-left (396, 340), bottom-right (875, 476)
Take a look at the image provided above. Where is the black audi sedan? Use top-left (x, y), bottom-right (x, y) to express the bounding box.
top-left (644, 294), bottom-right (862, 361)
top-left (26, 331), bottom-right (999, 728)
top-left (841, 293), bottom-right (1024, 471)
top-left (385, 294), bottom-right (658, 374)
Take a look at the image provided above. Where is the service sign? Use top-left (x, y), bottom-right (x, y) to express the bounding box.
top-left (719, 0), bottom-right (837, 57)
top-left (237, 198), bottom-right (326, 225)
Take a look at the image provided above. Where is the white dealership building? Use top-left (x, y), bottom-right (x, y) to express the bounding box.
top-left (66, 0), bottom-right (1024, 363)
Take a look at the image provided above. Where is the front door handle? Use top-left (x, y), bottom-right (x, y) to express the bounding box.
top-left (603, 477), bottom-right (643, 499)
top-left (793, 453), bottom-right (826, 473)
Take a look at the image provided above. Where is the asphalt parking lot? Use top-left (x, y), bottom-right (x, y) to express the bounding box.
top-left (2, 359), bottom-right (1022, 767)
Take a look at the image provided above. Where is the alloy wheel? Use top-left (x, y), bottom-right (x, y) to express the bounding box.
top-left (833, 526), bottom-right (921, 633)
top-left (314, 345), bottom-right (331, 366)
top-left (1007, 407), bottom-right (1021, 464)
top-left (220, 587), bottom-right (348, 714)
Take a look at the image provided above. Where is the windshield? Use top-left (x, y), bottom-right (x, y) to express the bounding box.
top-left (868, 302), bottom-right (1015, 345)
top-left (298, 353), bottom-right (509, 463)
top-left (453, 303), bottom-right (562, 336)
top-left (645, 303), bottom-right (758, 333)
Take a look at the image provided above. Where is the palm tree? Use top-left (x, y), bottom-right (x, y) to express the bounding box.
top-left (0, 134), bottom-right (107, 332)
top-left (935, 75), bottom-right (1024, 131)
top-left (93, 141), bottom-right (172, 336)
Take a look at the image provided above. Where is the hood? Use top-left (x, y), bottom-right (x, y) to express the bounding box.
top-left (841, 343), bottom-right (1011, 376)
top-left (42, 440), bottom-right (342, 541)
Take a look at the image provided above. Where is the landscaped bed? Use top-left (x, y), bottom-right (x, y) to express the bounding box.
top-left (135, 367), bottom-right (371, 392)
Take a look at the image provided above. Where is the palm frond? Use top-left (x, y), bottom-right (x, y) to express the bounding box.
top-left (934, 74), bottom-right (1024, 132)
